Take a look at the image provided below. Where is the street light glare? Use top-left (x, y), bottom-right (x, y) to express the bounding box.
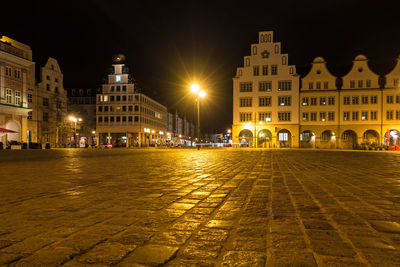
top-left (199, 90), bottom-right (206, 98)
top-left (190, 83), bottom-right (200, 93)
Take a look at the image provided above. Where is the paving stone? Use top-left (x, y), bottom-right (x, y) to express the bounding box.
top-left (121, 244), bottom-right (179, 265)
top-left (369, 220), bottom-right (400, 233)
top-left (221, 251), bottom-right (266, 267)
top-left (269, 251), bottom-right (317, 266)
top-left (310, 240), bottom-right (356, 257)
top-left (231, 238), bottom-right (266, 251)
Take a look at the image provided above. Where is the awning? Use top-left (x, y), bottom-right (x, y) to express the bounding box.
top-left (0, 128), bottom-right (18, 133)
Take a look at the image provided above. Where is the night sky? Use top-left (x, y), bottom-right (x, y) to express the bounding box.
top-left (3, 1), bottom-right (400, 133)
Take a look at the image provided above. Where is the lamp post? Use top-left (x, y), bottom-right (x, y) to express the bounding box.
top-left (69, 116), bottom-right (82, 148)
top-left (190, 83), bottom-right (206, 150)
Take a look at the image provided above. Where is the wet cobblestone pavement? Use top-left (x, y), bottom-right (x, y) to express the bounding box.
top-left (0, 149), bottom-right (400, 266)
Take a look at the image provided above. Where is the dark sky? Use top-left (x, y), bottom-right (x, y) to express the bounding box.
top-left (3, 1), bottom-right (400, 133)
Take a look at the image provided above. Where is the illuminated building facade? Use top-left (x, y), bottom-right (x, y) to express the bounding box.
top-left (232, 31), bottom-right (300, 148)
top-left (96, 56), bottom-right (167, 147)
top-left (0, 36), bottom-right (33, 148)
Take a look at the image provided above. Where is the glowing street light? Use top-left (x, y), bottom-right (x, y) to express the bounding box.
top-left (190, 83), bottom-right (206, 149)
top-left (69, 116), bottom-right (82, 148)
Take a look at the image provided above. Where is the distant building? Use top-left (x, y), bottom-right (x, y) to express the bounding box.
top-left (96, 55), bottom-right (168, 147)
top-left (29, 58), bottom-right (68, 147)
top-left (0, 36), bottom-right (33, 147)
top-left (67, 88), bottom-right (97, 146)
top-left (232, 31), bottom-right (300, 148)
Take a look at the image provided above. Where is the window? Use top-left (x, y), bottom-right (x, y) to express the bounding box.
top-left (328, 97), bottom-right (335, 105)
top-left (387, 95), bottom-right (394, 104)
top-left (387, 110), bottom-right (394, 120)
top-left (262, 65), bottom-right (268, 75)
top-left (104, 106), bottom-right (109, 112)
top-left (396, 95), bottom-right (400, 104)
top-left (15, 70), bottom-right (21, 79)
top-left (43, 112), bottom-right (49, 122)
top-left (239, 113), bottom-right (252, 122)
top-left (253, 46), bottom-right (257, 55)
top-left (28, 94), bottom-right (32, 103)
top-left (253, 66), bottom-right (259, 76)
top-left (122, 85), bottom-right (127, 91)
top-left (278, 81), bottom-right (292, 91)
top-left (278, 96), bottom-right (291, 106)
top-left (110, 116), bottom-right (114, 122)
top-left (116, 116), bottom-right (120, 122)
top-left (240, 97), bottom-right (252, 107)
top-left (111, 86), bottom-right (115, 92)
top-left (134, 105), bottom-right (139, 111)
top-left (55, 87), bottom-right (59, 93)
top-left (116, 75), bottom-right (121, 82)
top-left (302, 97), bottom-right (309, 106)
top-left (122, 116), bottom-right (127, 122)
top-left (240, 82), bottom-right (252, 92)
top-left (362, 96), bottom-right (369, 104)
top-left (310, 112), bottom-right (317, 121)
top-left (55, 78), bottom-right (58, 83)
top-left (259, 81), bottom-right (272, 91)
top-left (282, 56), bottom-right (287, 65)
top-left (324, 82), bottom-right (329, 89)
top-left (302, 112), bottom-right (309, 121)
top-left (320, 97), bottom-right (326, 105)
top-left (278, 112), bottom-right (291, 121)
top-left (259, 112), bottom-right (271, 122)
top-left (43, 97), bottom-right (49, 106)
top-left (352, 111), bottom-right (359, 121)
top-left (128, 116), bottom-right (133, 122)
top-left (15, 91), bottom-right (21, 105)
top-left (320, 112), bottom-right (326, 121)
top-left (28, 111), bottom-right (32, 120)
top-left (134, 116), bottom-right (139, 122)
top-left (110, 96), bottom-right (115, 102)
top-left (117, 86), bottom-right (121, 92)
top-left (128, 95), bottom-right (133, 101)
top-left (316, 82), bottom-right (321, 89)
top-left (343, 96), bottom-right (350, 105)
top-left (122, 95), bottom-right (126, 101)
top-left (98, 116), bottom-right (103, 122)
top-left (361, 111), bottom-right (368, 120)
top-left (371, 111), bottom-right (377, 120)
top-left (308, 82), bottom-right (313, 89)
top-left (352, 96), bottom-right (359, 105)
top-left (396, 110), bottom-right (400, 120)
top-left (343, 112), bottom-right (350, 121)
top-left (116, 95), bottom-right (121, 101)
top-left (274, 45), bottom-right (279, 54)
top-left (328, 112), bottom-right (335, 121)
top-left (259, 96), bottom-right (271, 106)
top-left (46, 84), bottom-right (50, 91)
top-left (46, 75), bottom-right (50, 80)
top-left (279, 132), bottom-right (288, 141)
top-left (5, 67), bottom-right (12, 76)
top-left (321, 132), bottom-right (330, 142)
top-left (122, 106), bottom-right (127, 111)
top-left (310, 97), bottom-right (317, 106)
top-left (366, 80), bottom-right (371, 88)
top-left (98, 106), bottom-right (103, 112)
top-left (350, 80), bottom-right (355, 88)
top-left (370, 95), bottom-right (377, 104)
top-left (394, 79), bottom-right (399, 87)
top-left (271, 65), bottom-right (278, 75)
top-left (128, 105), bottom-right (133, 111)
top-left (358, 80), bottom-right (363, 88)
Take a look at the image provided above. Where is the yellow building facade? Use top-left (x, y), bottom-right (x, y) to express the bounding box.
top-left (233, 31), bottom-right (400, 149)
top-left (232, 31), bottom-right (300, 148)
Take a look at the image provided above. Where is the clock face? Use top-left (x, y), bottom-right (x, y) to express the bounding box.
top-left (261, 50), bottom-right (270, 59)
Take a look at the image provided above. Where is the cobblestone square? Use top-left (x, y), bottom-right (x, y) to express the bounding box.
top-left (0, 149), bottom-right (399, 266)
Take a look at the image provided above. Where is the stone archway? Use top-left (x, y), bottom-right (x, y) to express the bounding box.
top-left (5, 121), bottom-right (20, 143)
top-left (363, 130), bottom-right (379, 145)
top-left (300, 130), bottom-right (315, 148)
top-left (278, 129), bottom-right (291, 148)
top-left (239, 129), bottom-right (253, 147)
top-left (341, 130), bottom-right (357, 149)
top-left (257, 129), bottom-right (272, 148)
top-left (320, 130), bottom-right (336, 149)
top-left (384, 129), bottom-right (400, 146)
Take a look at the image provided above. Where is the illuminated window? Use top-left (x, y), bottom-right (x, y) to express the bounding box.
top-left (302, 97), bottom-right (309, 106)
top-left (320, 97), bottom-right (326, 105)
top-left (278, 96), bottom-right (291, 106)
top-left (278, 132), bottom-right (288, 141)
top-left (371, 111), bottom-right (377, 120)
top-left (361, 111), bottom-right (368, 120)
top-left (116, 75), bottom-right (121, 82)
top-left (320, 112), bottom-right (326, 121)
top-left (302, 112), bottom-right (309, 121)
top-left (343, 112), bottom-right (350, 121)
top-left (259, 81), bottom-right (272, 91)
top-left (328, 112), bottom-right (335, 121)
top-left (15, 91), bottom-right (21, 105)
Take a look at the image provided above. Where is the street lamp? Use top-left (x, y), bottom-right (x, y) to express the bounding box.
top-left (69, 116), bottom-right (82, 148)
top-left (190, 83), bottom-right (206, 149)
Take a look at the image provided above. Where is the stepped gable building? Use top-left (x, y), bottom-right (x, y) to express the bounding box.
top-left (232, 31), bottom-right (300, 148)
top-left (30, 57), bottom-right (68, 147)
top-left (300, 57), bottom-right (340, 148)
top-left (0, 36), bottom-right (33, 147)
top-left (96, 55), bottom-right (167, 147)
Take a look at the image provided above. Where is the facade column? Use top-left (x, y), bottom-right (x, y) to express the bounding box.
top-left (108, 132), bottom-right (111, 145)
